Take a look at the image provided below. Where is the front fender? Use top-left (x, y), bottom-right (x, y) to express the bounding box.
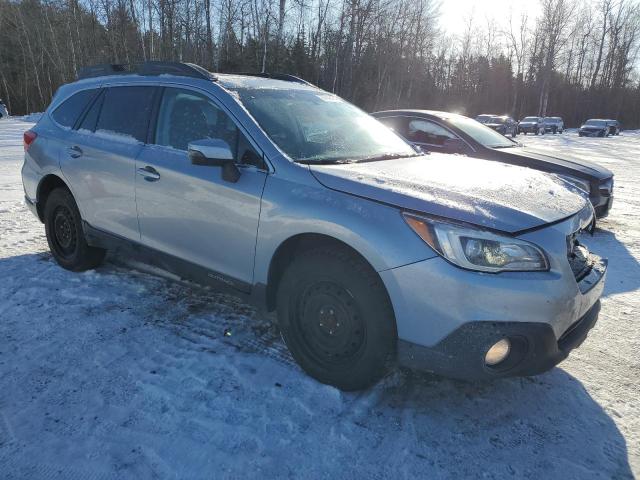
top-left (253, 162), bottom-right (437, 286)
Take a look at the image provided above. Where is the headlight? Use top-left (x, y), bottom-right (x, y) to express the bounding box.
top-left (403, 214), bottom-right (549, 273)
top-left (556, 174), bottom-right (591, 194)
top-left (599, 177), bottom-right (613, 192)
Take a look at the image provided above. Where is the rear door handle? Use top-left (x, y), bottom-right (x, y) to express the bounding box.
top-left (137, 165), bottom-right (161, 181)
top-left (67, 145), bottom-right (83, 158)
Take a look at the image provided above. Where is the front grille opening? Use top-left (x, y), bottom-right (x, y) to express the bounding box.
top-left (567, 235), bottom-right (594, 282)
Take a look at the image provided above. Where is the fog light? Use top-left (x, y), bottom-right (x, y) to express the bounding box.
top-left (485, 338), bottom-right (511, 366)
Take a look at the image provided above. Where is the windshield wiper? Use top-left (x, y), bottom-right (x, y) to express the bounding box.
top-left (294, 158), bottom-right (354, 165)
top-left (352, 152), bottom-right (422, 163)
top-left (295, 152), bottom-right (421, 165)
top-left (491, 144), bottom-right (517, 149)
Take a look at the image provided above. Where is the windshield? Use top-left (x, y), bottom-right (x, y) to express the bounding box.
top-left (489, 116), bottom-right (505, 124)
top-left (231, 87), bottom-right (417, 163)
top-left (475, 115), bottom-right (492, 123)
top-left (447, 115), bottom-right (516, 148)
top-left (522, 117), bottom-right (538, 122)
top-left (585, 120), bottom-right (607, 127)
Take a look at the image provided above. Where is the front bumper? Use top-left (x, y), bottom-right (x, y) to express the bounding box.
top-left (24, 195), bottom-right (39, 219)
top-left (591, 193), bottom-right (613, 218)
top-left (518, 125), bottom-right (538, 133)
top-left (579, 129), bottom-right (606, 137)
top-left (397, 298), bottom-right (602, 380)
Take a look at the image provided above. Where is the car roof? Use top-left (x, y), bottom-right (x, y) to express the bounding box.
top-left (53, 70), bottom-right (320, 111)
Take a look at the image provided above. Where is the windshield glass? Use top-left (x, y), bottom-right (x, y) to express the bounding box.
top-left (475, 115), bottom-right (492, 123)
top-left (585, 120), bottom-right (607, 127)
top-left (446, 115), bottom-right (516, 148)
top-left (231, 87), bottom-right (416, 163)
top-left (489, 116), bottom-right (505, 124)
top-left (522, 117), bottom-right (538, 122)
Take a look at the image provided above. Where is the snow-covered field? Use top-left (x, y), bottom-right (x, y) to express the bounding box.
top-left (0, 116), bottom-right (638, 479)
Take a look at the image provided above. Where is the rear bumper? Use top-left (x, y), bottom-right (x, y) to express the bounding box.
top-left (397, 300), bottom-right (601, 380)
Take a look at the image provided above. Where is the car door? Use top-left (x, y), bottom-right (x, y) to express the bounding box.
top-left (135, 86), bottom-right (268, 288)
top-left (61, 85), bottom-right (157, 241)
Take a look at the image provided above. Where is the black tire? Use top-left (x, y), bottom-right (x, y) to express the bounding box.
top-left (44, 188), bottom-right (106, 271)
top-left (276, 247), bottom-right (396, 390)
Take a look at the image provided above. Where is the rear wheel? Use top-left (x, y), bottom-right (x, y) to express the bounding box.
top-left (44, 188), bottom-right (106, 271)
top-left (276, 247), bottom-right (396, 390)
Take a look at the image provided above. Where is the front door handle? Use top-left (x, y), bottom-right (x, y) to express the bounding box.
top-left (67, 145), bottom-right (83, 158)
top-left (137, 165), bottom-right (161, 182)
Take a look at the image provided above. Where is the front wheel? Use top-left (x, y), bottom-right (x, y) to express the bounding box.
top-left (276, 247), bottom-right (396, 390)
top-left (44, 188), bottom-right (106, 271)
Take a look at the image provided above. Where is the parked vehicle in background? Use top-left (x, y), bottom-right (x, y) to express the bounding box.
top-left (579, 119), bottom-right (610, 137)
top-left (544, 117), bottom-right (564, 134)
top-left (605, 119), bottom-right (621, 136)
top-left (518, 116), bottom-right (545, 135)
top-left (0, 99), bottom-right (8, 118)
top-left (22, 62), bottom-right (607, 390)
top-left (483, 115), bottom-right (518, 138)
top-left (372, 110), bottom-right (614, 218)
top-left (475, 114), bottom-right (495, 124)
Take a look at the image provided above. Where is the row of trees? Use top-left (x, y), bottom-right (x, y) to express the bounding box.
top-left (1, 0), bottom-right (640, 127)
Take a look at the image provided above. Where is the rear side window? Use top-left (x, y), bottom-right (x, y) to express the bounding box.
top-left (95, 86), bottom-right (156, 142)
top-left (51, 89), bottom-right (98, 128)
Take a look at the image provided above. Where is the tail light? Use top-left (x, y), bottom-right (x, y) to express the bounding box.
top-left (24, 130), bottom-right (37, 151)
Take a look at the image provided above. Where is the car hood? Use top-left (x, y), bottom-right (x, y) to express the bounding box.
top-left (580, 125), bottom-right (606, 130)
top-left (486, 123), bottom-right (504, 128)
top-left (502, 146), bottom-right (613, 180)
top-left (309, 154), bottom-right (589, 233)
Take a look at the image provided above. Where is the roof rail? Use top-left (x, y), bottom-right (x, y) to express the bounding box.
top-left (77, 64), bottom-right (128, 79)
top-left (77, 61), bottom-right (217, 81)
top-left (234, 72), bottom-right (314, 86)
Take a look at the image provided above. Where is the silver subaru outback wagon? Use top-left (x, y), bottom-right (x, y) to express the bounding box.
top-left (22, 62), bottom-right (607, 390)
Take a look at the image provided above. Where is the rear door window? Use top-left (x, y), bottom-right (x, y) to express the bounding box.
top-left (51, 89), bottom-right (99, 128)
top-left (95, 86), bottom-right (156, 142)
top-left (77, 90), bottom-right (104, 132)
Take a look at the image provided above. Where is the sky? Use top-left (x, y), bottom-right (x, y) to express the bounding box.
top-left (439, 0), bottom-right (542, 37)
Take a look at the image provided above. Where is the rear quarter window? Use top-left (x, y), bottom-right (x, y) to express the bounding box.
top-left (51, 89), bottom-right (99, 128)
top-left (95, 86), bottom-right (156, 142)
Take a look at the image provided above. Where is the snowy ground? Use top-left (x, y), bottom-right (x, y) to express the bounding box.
top-left (0, 117), bottom-right (638, 479)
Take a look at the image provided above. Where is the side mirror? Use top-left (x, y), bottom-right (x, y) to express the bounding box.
top-left (188, 138), bottom-right (240, 183)
top-left (442, 138), bottom-right (468, 155)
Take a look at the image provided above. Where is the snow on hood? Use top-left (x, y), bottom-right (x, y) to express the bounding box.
top-left (309, 154), bottom-right (589, 233)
